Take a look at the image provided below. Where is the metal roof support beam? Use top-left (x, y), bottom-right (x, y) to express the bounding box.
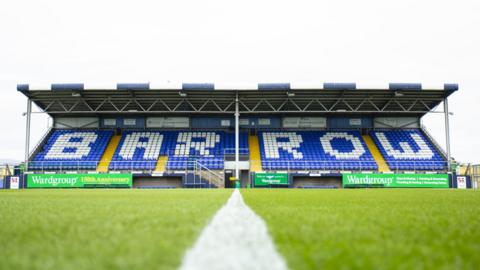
top-left (328, 98), bottom-right (343, 112)
top-left (393, 100), bottom-right (407, 112)
top-left (80, 99), bottom-right (95, 112)
top-left (120, 100), bottom-right (132, 112)
top-left (287, 99), bottom-right (302, 111)
top-left (133, 99), bottom-right (146, 112)
top-left (302, 99), bottom-right (315, 111)
top-left (342, 100), bottom-right (355, 111)
top-left (197, 99), bottom-right (211, 111)
top-left (158, 99), bottom-right (173, 112)
top-left (235, 92), bottom-right (240, 184)
top-left (251, 100), bottom-right (265, 112)
top-left (34, 110), bottom-right (436, 114)
top-left (172, 99), bottom-right (187, 112)
top-left (238, 100), bottom-right (252, 112)
top-left (380, 99), bottom-right (393, 111)
top-left (94, 99), bottom-right (107, 112)
top-left (24, 90), bottom-right (451, 115)
top-left (185, 100), bottom-right (198, 112)
top-left (354, 99), bottom-right (368, 111)
top-left (146, 99), bottom-right (159, 111)
top-left (58, 101), bottom-right (70, 113)
top-left (43, 101), bottom-right (56, 112)
top-left (407, 100), bottom-right (419, 111)
top-left (315, 100), bottom-right (329, 111)
top-left (264, 100), bottom-right (277, 111)
top-left (276, 99), bottom-right (289, 111)
top-left (367, 99), bottom-right (381, 111)
top-left (444, 98), bottom-right (452, 172)
top-left (107, 99), bottom-right (121, 112)
top-left (419, 100), bottom-right (433, 111)
top-left (210, 100), bottom-right (224, 112)
top-left (222, 101), bottom-right (235, 112)
top-left (197, 99), bottom-right (224, 112)
top-left (67, 100), bottom-right (81, 112)
top-left (24, 99), bottom-right (32, 171)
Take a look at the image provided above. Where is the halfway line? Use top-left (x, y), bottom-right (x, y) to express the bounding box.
top-left (178, 189), bottom-right (288, 270)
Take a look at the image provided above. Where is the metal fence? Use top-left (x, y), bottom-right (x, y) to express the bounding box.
top-left (0, 164), bottom-right (14, 189)
top-left (470, 164), bottom-right (480, 189)
top-left (27, 160), bottom-right (448, 174)
top-left (250, 160), bottom-right (447, 173)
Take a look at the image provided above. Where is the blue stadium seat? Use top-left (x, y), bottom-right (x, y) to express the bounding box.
top-left (258, 131), bottom-right (378, 171)
top-left (370, 129), bottom-right (446, 171)
top-left (109, 131), bottom-right (249, 170)
top-left (30, 130), bottom-right (113, 170)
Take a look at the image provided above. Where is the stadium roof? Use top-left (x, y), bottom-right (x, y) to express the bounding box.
top-left (17, 82), bottom-right (458, 117)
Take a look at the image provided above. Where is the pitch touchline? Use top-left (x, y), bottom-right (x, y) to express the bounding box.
top-left (178, 189), bottom-right (288, 270)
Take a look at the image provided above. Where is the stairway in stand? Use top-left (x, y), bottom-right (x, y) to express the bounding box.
top-left (363, 135), bottom-right (390, 172)
top-left (97, 135), bottom-right (121, 172)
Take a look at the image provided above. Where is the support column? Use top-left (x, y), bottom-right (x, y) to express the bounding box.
top-left (24, 99), bottom-right (32, 171)
top-left (235, 92), bottom-right (240, 184)
top-left (444, 98), bottom-right (451, 171)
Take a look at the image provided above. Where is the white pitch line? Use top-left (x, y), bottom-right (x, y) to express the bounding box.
top-left (179, 189), bottom-right (288, 270)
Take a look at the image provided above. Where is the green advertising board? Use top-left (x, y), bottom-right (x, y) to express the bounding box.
top-left (27, 174), bottom-right (132, 188)
top-left (342, 173), bottom-right (449, 188)
top-left (254, 173), bottom-right (289, 186)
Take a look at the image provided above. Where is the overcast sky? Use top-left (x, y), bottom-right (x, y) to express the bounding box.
top-left (1, 0), bottom-right (479, 163)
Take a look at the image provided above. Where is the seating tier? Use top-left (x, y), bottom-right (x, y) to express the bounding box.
top-left (109, 131), bottom-right (249, 170)
top-left (370, 130), bottom-right (446, 170)
top-left (31, 130), bottom-right (113, 170)
top-left (258, 131), bottom-right (378, 170)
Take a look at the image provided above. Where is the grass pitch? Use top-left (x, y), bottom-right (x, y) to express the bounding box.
top-left (1, 189), bottom-right (479, 270)
top-left (242, 189), bottom-right (480, 270)
top-left (0, 189), bottom-right (231, 270)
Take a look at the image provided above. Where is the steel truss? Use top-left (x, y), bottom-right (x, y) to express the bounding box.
top-left (30, 96), bottom-right (441, 115)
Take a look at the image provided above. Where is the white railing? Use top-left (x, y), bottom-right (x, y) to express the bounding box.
top-left (28, 127), bottom-right (53, 160)
top-left (193, 161), bottom-right (224, 188)
top-left (421, 125), bottom-right (448, 159)
top-left (224, 148), bottom-right (250, 155)
top-left (29, 161), bottom-right (155, 172)
top-left (250, 160), bottom-right (448, 173)
top-left (28, 159), bottom-right (448, 174)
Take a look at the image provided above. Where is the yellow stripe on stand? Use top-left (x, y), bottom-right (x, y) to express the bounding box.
top-left (249, 135), bottom-right (262, 172)
top-left (155, 156), bottom-right (168, 172)
top-left (363, 135), bottom-right (390, 172)
top-left (97, 135), bottom-right (121, 172)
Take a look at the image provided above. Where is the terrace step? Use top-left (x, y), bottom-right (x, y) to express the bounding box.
top-left (249, 135), bottom-right (262, 172)
top-left (155, 156), bottom-right (168, 172)
top-left (362, 135), bottom-right (390, 172)
top-left (96, 135), bottom-right (121, 172)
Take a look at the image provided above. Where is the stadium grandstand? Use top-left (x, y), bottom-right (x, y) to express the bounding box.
top-left (15, 82), bottom-right (459, 188)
